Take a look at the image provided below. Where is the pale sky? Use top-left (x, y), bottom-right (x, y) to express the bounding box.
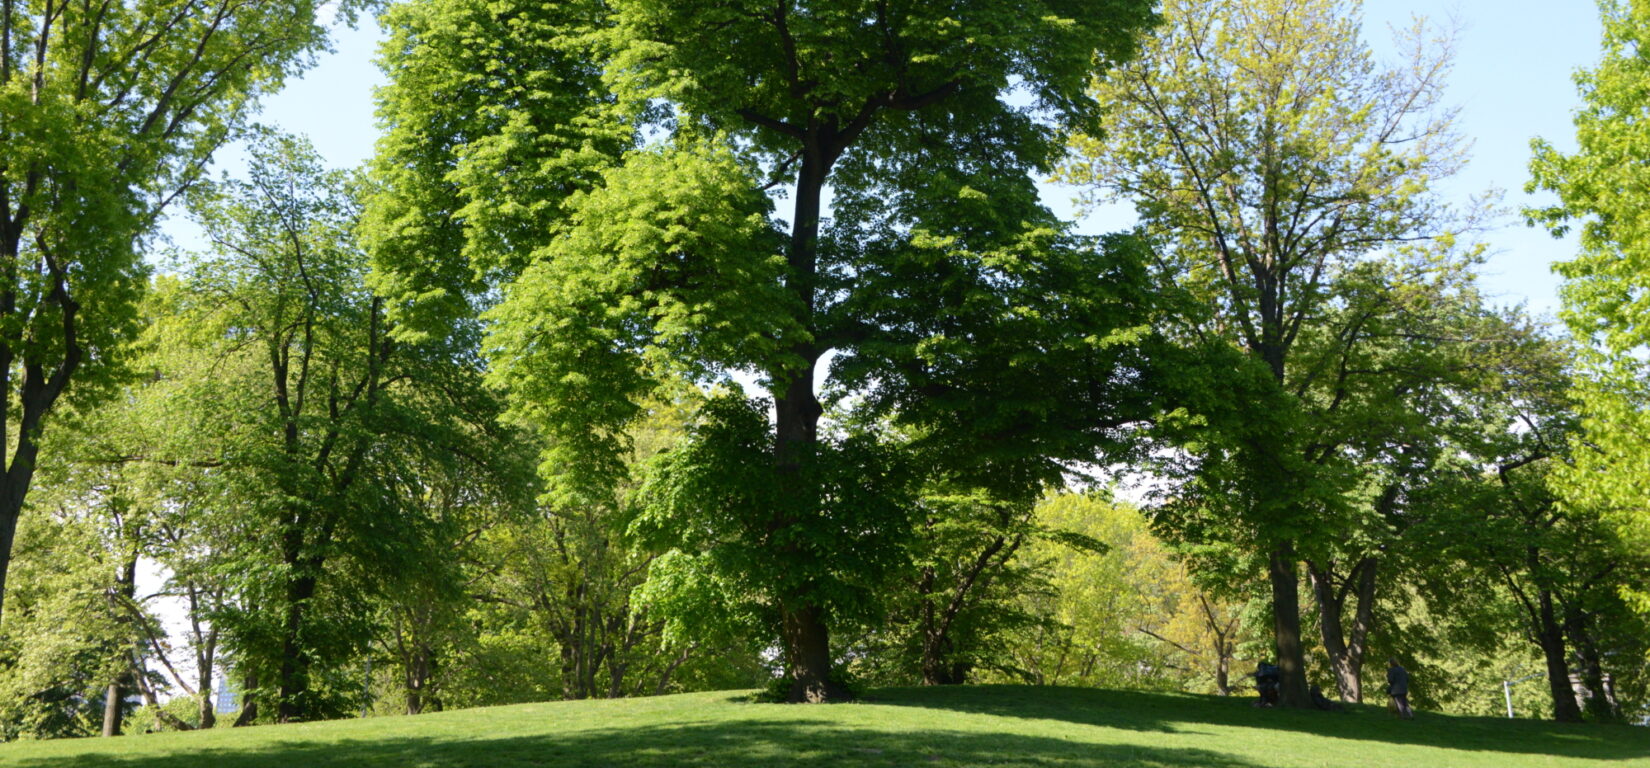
top-left (212, 1), bottom-right (1604, 319)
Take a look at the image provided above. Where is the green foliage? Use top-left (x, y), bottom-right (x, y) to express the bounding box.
top-left (0, 512), bottom-right (128, 740)
top-left (995, 493), bottom-right (1255, 694)
top-left (484, 142), bottom-right (798, 509)
top-left (1529, 0), bottom-right (1650, 613)
top-left (0, 0), bottom-right (378, 623)
top-left (367, 0), bottom-right (633, 340)
top-left (370, 0), bottom-right (1162, 697)
top-left (632, 395), bottom-right (918, 647)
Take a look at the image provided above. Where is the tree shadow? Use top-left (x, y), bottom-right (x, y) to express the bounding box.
top-left (6, 721), bottom-right (1261, 768)
top-left (870, 685), bottom-right (1650, 762)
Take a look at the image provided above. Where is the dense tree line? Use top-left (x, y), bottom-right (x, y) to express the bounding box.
top-left (0, 0), bottom-right (1647, 740)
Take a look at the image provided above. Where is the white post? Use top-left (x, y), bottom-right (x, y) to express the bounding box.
top-left (1504, 680), bottom-right (1515, 718)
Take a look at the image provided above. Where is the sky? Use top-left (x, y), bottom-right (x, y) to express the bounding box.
top-left (208, 0), bottom-right (1609, 320)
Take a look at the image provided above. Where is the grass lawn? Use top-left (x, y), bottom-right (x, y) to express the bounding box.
top-left (0, 685), bottom-right (1644, 767)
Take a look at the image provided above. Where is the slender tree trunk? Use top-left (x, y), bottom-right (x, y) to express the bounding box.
top-left (1308, 557), bottom-right (1376, 702)
top-left (1269, 544), bottom-right (1310, 708)
top-left (1216, 651), bottom-right (1230, 696)
top-left (276, 567), bottom-right (318, 723)
top-left (0, 506), bottom-right (15, 626)
top-left (232, 670), bottom-right (259, 727)
top-left (103, 548), bottom-right (139, 736)
top-left (1536, 588), bottom-right (1582, 722)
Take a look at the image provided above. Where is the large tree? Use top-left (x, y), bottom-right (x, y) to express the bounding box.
top-left (0, 0), bottom-right (374, 623)
top-left (371, 0), bottom-right (1160, 701)
top-left (1062, 0), bottom-right (1476, 707)
top-left (134, 133), bottom-right (514, 722)
top-left (1529, 0), bottom-right (1650, 618)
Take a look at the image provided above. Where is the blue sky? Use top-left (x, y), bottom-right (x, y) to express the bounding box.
top-left (220, 0), bottom-right (1605, 318)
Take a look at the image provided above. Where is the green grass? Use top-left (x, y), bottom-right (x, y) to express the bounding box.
top-left (0, 686), bottom-right (1645, 767)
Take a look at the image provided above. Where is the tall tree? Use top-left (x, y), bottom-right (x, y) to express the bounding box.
top-left (0, 0), bottom-right (374, 623)
top-left (1062, 0), bottom-right (1473, 707)
top-left (1529, 0), bottom-right (1650, 619)
top-left (148, 133), bottom-right (512, 722)
top-left (372, 0), bottom-right (1160, 701)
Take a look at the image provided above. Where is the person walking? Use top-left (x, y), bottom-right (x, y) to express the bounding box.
top-left (1386, 658), bottom-right (1414, 719)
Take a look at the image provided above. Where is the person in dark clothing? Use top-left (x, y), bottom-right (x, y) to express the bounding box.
top-left (1386, 658), bottom-right (1413, 719)
top-left (1252, 662), bottom-right (1280, 707)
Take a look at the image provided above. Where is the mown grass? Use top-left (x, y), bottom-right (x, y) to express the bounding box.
top-left (0, 685), bottom-right (1644, 767)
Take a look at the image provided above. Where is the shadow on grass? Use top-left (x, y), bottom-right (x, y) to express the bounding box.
top-left (870, 685), bottom-right (1650, 762)
top-left (6, 721), bottom-right (1259, 768)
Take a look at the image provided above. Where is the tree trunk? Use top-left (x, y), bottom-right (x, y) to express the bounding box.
top-left (198, 689), bottom-right (216, 731)
top-left (1536, 588), bottom-right (1582, 722)
top-left (781, 602), bottom-right (844, 702)
top-left (1269, 544), bottom-right (1310, 708)
top-left (103, 546), bottom-right (139, 736)
top-left (197, 629), bottom-right (217, 730)
top-left (772, 147), bottom-right (839, 699)
top-left (102, 681), bottom-right (125, 737)
top-left (1564, 603), bottom-right (1621, 722)
top-left (0, 506), bottom-right (16, 626)
top-left (1308, 557), bottom-right (1376, 703)
top-left (231, 668), bottom-right (259, 727)
top-left (276, 566), bottom-right (318, 723)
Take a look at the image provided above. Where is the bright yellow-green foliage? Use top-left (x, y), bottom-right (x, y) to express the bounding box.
top-left (1008, 494), bottom-right (1251, 692)
top-left (0, 686), bottom-right (1642, 767)
top-left (1529, 0), bottom-right (1650, 611)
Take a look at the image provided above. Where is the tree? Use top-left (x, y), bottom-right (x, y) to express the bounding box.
top-left (0, 0), bottom-right (375, 624)
top-left (1528, 0), bottom-right (1650, 619)
top-left (371, 0), bottom-right (1160, 701)
top-left (125, 133), bottom-right (517, 723)
top-left (994, 492), bottom-right (1256, 693)
top-left (1410, 320), bottom-right (1650, 723)
top-left (1062, 0), bottom-right (1474, 707)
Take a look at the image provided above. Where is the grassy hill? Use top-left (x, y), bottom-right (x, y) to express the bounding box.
top-left (0, 685), bottom-right (1644, 767)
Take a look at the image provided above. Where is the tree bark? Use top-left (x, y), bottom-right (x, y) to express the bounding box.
top-left (102, 545), bottom-right (139, 736)
top-left (771, 141), bottom-right (842, 702)
top-left (1536, 587), bottom-right (1583, 722)
top-left (232, 670), bottom-right (258, 727)
top-left (781, 601), bottom-right (844, 702)
top-left (1308, 556), bottom-right (1376, 702)
top-left (1269, 544), bottom-right (1311, 708)
top-left (102, 681), bottom-right (125, 737)
top-left (1563, 603), bottom-right (1620, 722)
top-left (276, 564), bottom-right (318, 723)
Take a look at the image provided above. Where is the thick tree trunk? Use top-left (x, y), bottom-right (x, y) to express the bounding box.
top-left (771, 143), bottom-right (844, 702)
top-left (1564, 604), bottom-right (1621, 722)
top-left (1269, 544), bottom-right (1311, 708)
top-left (198, 689), bottom-right (216, 730)
top-left (781, 601), bottom-right (844, 702)
top-left (1536, 588), bottom-right (1582, 722)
